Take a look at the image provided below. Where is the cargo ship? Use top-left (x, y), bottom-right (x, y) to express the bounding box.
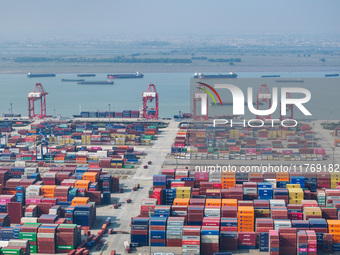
top-left (107, 72), bottom-right (144, 79)
top-left (325, 73), bottom-right (339, 77)
top-left (77, 74), bottom-right (96, 77)
top-left (261, 75), bottom-right (281, 78)
top-left (27, 73), bottom-right (56, 78)
top-left (193, 72), bottom-right (237, 79)
top-left (61, 79), bottom-right (85, 82)
top-left (276, 79), bottom-right (304, 83)
top-left (77, 81), bottom-right (114, 85)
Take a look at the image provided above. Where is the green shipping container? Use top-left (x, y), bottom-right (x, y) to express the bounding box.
top-left (19, 232), bottom-right (37, 241)
top-left (123, 165), bottom-right (135, 169)
top-left (0, 249), bottom-right (22, 255)
top-left (143, 135), bottom-right (153, 140)
top-left (56, 245), bottom-right (74, 250)
top-left (30, 245), bottom-right (37, 253)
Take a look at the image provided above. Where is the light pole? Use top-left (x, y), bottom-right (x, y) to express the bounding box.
top-left (108, 104), bottom-right (111, 124)
top-left (332, 146), bottom-right (335, 166)
top-left (10, 103), bottom-right (12, 122)
top-left (53, 109), bottom-right (56, 119)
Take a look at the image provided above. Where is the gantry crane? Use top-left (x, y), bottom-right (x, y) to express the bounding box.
top-left (256, 84), bottom-right (272, 120)
top-left (28, 83), bottom-right (48, 119)
top-left (142, 84), bottom-right (159, 119)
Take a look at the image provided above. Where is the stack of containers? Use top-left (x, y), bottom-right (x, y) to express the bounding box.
top-left (273, 188), bottom-right (289, 203)
top-left (130, 217), bottom-right (149, 246)
top-left (269, 229), bottom-right (280, 255)
top-left (243, 182), bottom-right (257, 200)
top-left (140, 198), bottom-right (157, 217)
top-left (0, 247), bottom-right (24, 255)
top-left (221, 172), bottom-right (235, 189)
top-left (254, 200), bottom-right (270, 218)
top-left (288, 186), bottom-right (304, 204)
top-left (328, 220), bottom-right (340, 251)
top-left (309, 218), bottom-right (328, 247)
top-left (162, 189), bottom-right (176, 205)
top-left (220, 230), bottom-right (238, 250)
top-left (274, 219), bottom-right (291, 230)
top-left (297, 230), bottom-right (308, 255)
top-left (187, 205), bottom-right (204, 225)
top-left (41, 185), bottom-right (56, 198)
top-left (37, 224), bottom-right (57, 253)
top-left (258, 182), bottom-right (273, 200)
top-left (176, 187), bottom-right (191, 199)
top-left (153, 175), bottom-right (167, 189)
top-left (73, 204), bottom-right (95, 227)
top-left (154, 205), bottom-right (171, 217)
top-left (279, 228), bottom-right (297, 254)
top-left (182, 226), bottom-right (201, 255)
top-left (291, 176), bottom-right (305, 188)
top-left (317, 190), bottom-right (326, 206)
top-left (42, 172), bottom-right (56, 185)
top-left (15, 186), bottom-right (25, 203)
top-left (1, 228), bottom-right (14, 241)
top-left (238, 206), bottom-right (254, 232)
top-left (111, 176), bottom-right (119, 192)
top-left (8, 239), bottom-right (30, 255)
top-left (0, 213), bottom-right (10, 227)
top-left (166, 217), bottom-right (184, 247)
top-left (317, 172), bottom-right (330, 189)
top-left (19, 223), bottom-right (41, 253)
top-left (68, 188), bottom-right (78, 202)
top-left (287, 204), bottom-right (303, 220)
top-left (152, 188), bottom-right (163, 205)
top-left (65, 207), bottom-right (74, 224)
top-left (150, 217), bottom-right (167, 246)
top-left (330, 172), bottom-right (340, 189)
top-left (306, 230), bottom-right (317, 255)
top-left (99, 174), bottom-right (112, 192)
top-left (238, 232), bottom-right (256, 249)
top-left (323, 233), bottom-right (334, 253)
top-left (56, 224), bottom-right (79, 253)
top-left (303, 207), bottom-right (322, 220)
top-left (53, 186), bottom-right (70, 202)
top-left (220, 218), bottom-right (237, 232)
top-left (200, 226), bottom-right (219, 255)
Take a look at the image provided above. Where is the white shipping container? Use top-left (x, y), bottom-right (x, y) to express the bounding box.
top-left (8, 240), bottom-right (29, 247)
top-left (0, 241), bottom-right (9, 248)
top-left (37, 233), bottom-right (55, 238)
top-left (43, 172), bottom-right (56, 177)
top-left (21, 217), bottom-right (38, 224)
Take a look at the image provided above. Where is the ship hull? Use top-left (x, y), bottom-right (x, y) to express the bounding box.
top-left (27, 73), bottom-right (56, 78)
top-left (107, 73), bottom-right (144, 79)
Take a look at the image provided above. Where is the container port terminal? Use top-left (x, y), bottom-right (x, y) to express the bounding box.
top-left (0, 78), bottom-right (339, 255)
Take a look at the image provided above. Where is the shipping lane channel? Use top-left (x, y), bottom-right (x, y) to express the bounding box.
top-left (92, 119), bottom-right (180, 255)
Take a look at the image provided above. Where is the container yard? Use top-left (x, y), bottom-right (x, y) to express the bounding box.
top-left (0, 78), bottom-right (339, 255)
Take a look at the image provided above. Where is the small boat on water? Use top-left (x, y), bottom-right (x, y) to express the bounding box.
top-left (61, 79), bottom-right (85, 82)
top-left (276, 79), bottom-right (304, 83)
top-left (77, 80), bottom-right (114, 85)
top-left (27, 73), bottom-right (56, 78)
top-left (193, 72), bottom-right (237, 79)
top-left (77, 74), bottom-right (96, 77)
top-left (325, 73), bottom-right (339, 77)
top-left (261, 75), bottom-right (281, 78)
top-left (107, 72), bottom-right (144, 79)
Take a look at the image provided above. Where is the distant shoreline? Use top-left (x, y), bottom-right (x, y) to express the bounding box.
top-left (0, 63), bottom-right (339, 74)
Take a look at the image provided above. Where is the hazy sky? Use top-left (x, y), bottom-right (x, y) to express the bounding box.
top-left (1, 0), bottom-right (339, 40)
